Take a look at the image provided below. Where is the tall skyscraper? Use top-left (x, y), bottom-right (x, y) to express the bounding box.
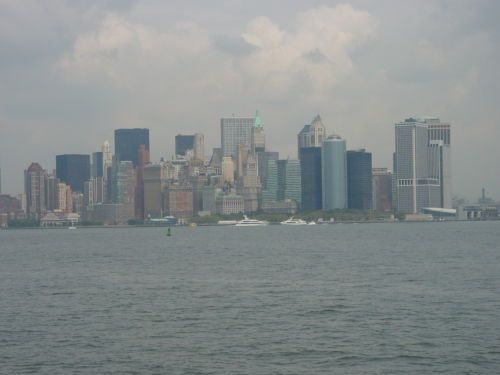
top-left (91, 151), bottom-right (104, 178)
top-left (114, 128), bottom-right (150, 167)
top-left (299, 147), bottom-right (322, 212)
top-left (298, 115), bottom-right (326, 157)
top-left (393, 117), bottom-right (450, 214)
top-left (372, 168), bottom-right (392, 212)
top-left (56, 154), bottom-right (90, 193)
top-left (175, 133), bottom-right (205, 160)
top-left (237, 153), bottom-right (261, 213)
top-left (347, 150), bottom-right (372, 210)
top-left (135, 144), bottom-right (150, 220)
top-left (251, 111), bottom-right (265, 153)
top-left (263, 159), bottom-right (302, 205)
top-left (322, 135), bottom-right (347, 210)
top-left (24, 162), bottom-right (47, 220)
top-left (256, 151), bottom-right (279, 189)
top-left (220, 115), bottom-right (254, 158)
top-left (144, 163), bottom-right (166, 219)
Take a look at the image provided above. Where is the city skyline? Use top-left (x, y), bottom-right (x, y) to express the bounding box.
top-left (1, 1), bottom-right (499, 200)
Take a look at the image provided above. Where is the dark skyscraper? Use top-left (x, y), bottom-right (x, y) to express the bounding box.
top-left (299, 147), bottom-right (322, 212)
top-left (56, 154), bottom-right (90, 193)
top-left (175, 135), bottom-right (195, 156)
top-left (114, 128), bottom-right (150, 167)
top-left (92, 151), bottom-right (104, 178)
top-left (347, 149), bottom-right (372, 210)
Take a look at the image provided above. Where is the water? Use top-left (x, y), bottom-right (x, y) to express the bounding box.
top-left (1, 222), bottom-right (500, 374)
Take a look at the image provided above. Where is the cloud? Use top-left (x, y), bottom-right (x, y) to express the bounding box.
top-left (60, 5), bottom-right (378, 99)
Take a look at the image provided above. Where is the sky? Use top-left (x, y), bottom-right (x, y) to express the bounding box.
top-left (0, 0), bottom-right (499, 201)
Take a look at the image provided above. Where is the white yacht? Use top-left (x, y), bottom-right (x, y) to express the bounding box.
top-left (280, 217), bottom-right (308, 225)
top-left (235, 215), bottom-right (269, 226)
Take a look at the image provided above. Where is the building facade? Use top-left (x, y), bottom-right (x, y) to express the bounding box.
top-left (220, 116), bottom-right (254, 158)
top-left (347, 150), bottom-right (372, 210)
top-left (322, 135), bottom-right (347, 210)
top-left (114, 128), bottom-right (150, 167)
top-left (24, 162), bottom-right (47, 220)
top-left (56, 154), bottom-right (90, 193)
top-left (297, 115), bottom-right (326, 157)
top-left (372, 168), bottom-right (392, 212)
top-left (299, 147), bottom-right (322, 212)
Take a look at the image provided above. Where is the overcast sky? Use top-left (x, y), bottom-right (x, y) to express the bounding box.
top-left (0, 0), bottom-right (499, 200)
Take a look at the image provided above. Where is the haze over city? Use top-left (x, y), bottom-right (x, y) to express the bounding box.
top-left (1, 0), bottom-right (499, 200)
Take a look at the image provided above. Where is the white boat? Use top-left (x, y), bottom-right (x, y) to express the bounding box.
top-left (217, 220), bottom-right (238, 225)
top-left (235, 215), bottom-right (269, 226)
top-left (307, 221), bottom-right (317, 225)
top-left (280, 217), bottom-right (307, 225)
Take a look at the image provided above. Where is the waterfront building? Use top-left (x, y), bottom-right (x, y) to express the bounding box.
top-left (202, 186), bottom-right (218, 215)
top-left (111, 160), bottom-right (136, 221)
top-left (236, 153), bottom-right (261, 212)
top-left (190, 174), bottom-right (208, 215)
top-left (220, 115), bottom-right (254, 158)
top-left (135, 144), bottom-right (150, 220)
top-left (0, 194), bottom-right (24, 221)
top-left (164, 184), bottom-right (193, 218)
top-left (372, 168), bottom-right (393, 212)
top-left (299, 147), bottom-right (322, 212)
top-left (114, 128), bottom-right (149, 167)
top-left (143, 163), bottom-right (166, 219)
top-left (56, 154), bottom-right (90, 193)
top-left (44, 174), bottom-right (59, 211)
top-left (322, 135), bottom-right (347, 210)
top-left (347, 150), bottom-right (372, 210)
top-left (24, 162), bottom-right (47, 220)
top-left (56, 182), bottom-right (72, 213)
top-left (393, 117), bottom-right (450, 214)
top-left (262, 159), bottom-right (301, 211)
top-left (215, 193), bottom-right (245, 215)
top-left (298, 115), bottom-right (326, 157)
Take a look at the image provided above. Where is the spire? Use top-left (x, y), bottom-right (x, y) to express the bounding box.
top-left (254, 110), bottom-right (262, 128)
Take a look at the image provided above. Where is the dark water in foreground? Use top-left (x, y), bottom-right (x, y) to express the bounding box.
top-left (1, 222), bottom-right (500, 374)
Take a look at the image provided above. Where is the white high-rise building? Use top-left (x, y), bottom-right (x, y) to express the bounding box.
top-left (393, 117), bottom-right (451, 214)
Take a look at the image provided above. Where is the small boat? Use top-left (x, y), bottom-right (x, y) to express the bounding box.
top-left (68, 225), bottom-right (77, 230)
top-left (307, 221), bottom-right (317, 225)
top-left (235, 215), bottom-right (269, 227)
top-left (280, 217), bottom-right (307, 225)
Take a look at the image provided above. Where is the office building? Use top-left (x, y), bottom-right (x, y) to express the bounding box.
top-left (251, 112), bottom-right (265, 153)
top-left (262, 159), bottom-right (301, 209)
top-left (216, 193), bottom-right (245, 215)
top-left (237, 153), bottom-right (261, 212)
top-left (91, 152), bottom-right (104, 178)
top-left (114, 128), bottom-right (150, 167)
top-left (164, 184), bottom-right (193, 218)
top-left (256, 151), bottom-right (279, 188)
top-left (298, 115), bottom-right (326, 157)
top-left (175, 133), bottom-right (205, 160)
top-left (135, 144), bottom-right (150, 220)
top-left (347, 150), bottom-right (372, 210)
top-left (322, 135), bottom-right (347, 210)
top-left (111, 159), bottom-right (136, 220)
top-left (393, 117), bottom-right (447, 214)
top-left (372, 168), bottom-right (392, 212)
top-left (299, 147), bottom-right (322, 212)
top-left (24, 162), bottom-right (47, 220)
top-left (220, 116), bottom-right (254, 158)
top-left (144, 163), bottom-right (166, 219)
top-left (222, 157), bottom-right (235, 185)
top-left (56, 154), bottom-right (90, 193)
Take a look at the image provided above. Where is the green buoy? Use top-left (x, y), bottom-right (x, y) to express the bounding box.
top-left (166, 226), bottom-right (171, 237)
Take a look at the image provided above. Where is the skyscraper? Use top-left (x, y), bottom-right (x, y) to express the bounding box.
top-left (256, 151), bottom-right (279, 188)
top-left (372, 168), bottom-right (392, 212)
top-left (297, 115), bottom-right (326, 157)
top-left (347, 150), bottom-right (372, 210)
top-left (322, 135), bottom-right (347, 211)
top-left (143, 163), bottom-right (165, 219)
top-left (24, 162), bottom-right (47, 220)
top-left (393, 117), bottom-right (448, 214)
top-left (299, 147), bottom-right (322, 212)
top-left (91, 151), bottom-right (104, 178)
top-left (220, 115), bottom-right (254, 158)
top-left (56, 154), bottom-right (90, 193)
top-left (263, 159), bottom-right (302, 206)
top-left (114, 128), bottom-right (150, 167)
top-left (135, 144), bottom-right (150, 219)
top-left (175, 133), bottom-right (205, 160)
top-left (236, 153), bottom-right (261, 213)
top-left (251, 111), bottom-right (265, 153)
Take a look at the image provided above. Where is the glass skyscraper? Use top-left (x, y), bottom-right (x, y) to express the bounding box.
top-left (347, 150), bottom-right (372, 210)
top-left (321, 135), bottom-right (347, 211)
top-left (299, 147), bottom-right (322, 212)
top-left (114, 128), bottom-right (150, 167)
top-left (220, 116), bottom-right (254, 158)
top-left (56, 154), bottom-right (91, 193)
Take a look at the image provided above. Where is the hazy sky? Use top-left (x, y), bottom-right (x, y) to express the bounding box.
top-left (1, 0), bottom-right (499, 200)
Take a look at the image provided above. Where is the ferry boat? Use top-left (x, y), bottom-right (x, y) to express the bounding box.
top-left (217, 220), bottom-right (238, 225)
top-left (280, 217), bottom-right (308, 225)
top-left (235, 215), bottom-right (269, 226)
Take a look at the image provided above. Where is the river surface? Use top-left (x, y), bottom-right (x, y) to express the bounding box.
top-left (1, 222), bottom-right (500, 374)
